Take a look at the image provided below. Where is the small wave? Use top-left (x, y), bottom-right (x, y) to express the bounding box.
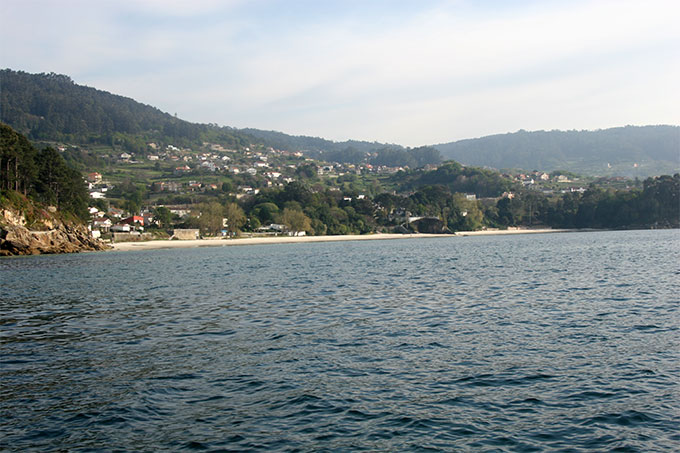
top-left (149, 373), bottom-right (200, 381)
top-left (507, 397), bottom-right (548, 406)
top-left (345, 408), bottom-right (389, 421)
top-left (64, 412), bottom-right (96, 423)
top-left (428, 341), bottom-right (446, 348)
top-left (183, 440), bottom-right (209, 450)
top-left (186, 395), bottom-right (227, 404)
top-left (23, 428), bottom-right (66, 441)
top-left (437, 396), bottom-right (467, 406)
top-left (183, 329), bottom-right (238, 337)
top-left (632, 324), bottom-right (660, 331)
top-left (379, 415), bottom-right (450, 431)
top-left (0, 358), bottom-right (36, 365)
top-left (268, 393), bottom-right (323, 412)
top-left (566, 390), bottom-right (618, 400)
top-left (456, 373), bottom-right (555, 387)
top-left (580, 410), bottom-right (661, 427)
top-left (97, 415), bottom-right (129, 426)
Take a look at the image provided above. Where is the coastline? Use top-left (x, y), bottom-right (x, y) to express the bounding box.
top-left (109, 228), bottom-right (573, 252)
top-left (453, 228), bottom-right (574, 237)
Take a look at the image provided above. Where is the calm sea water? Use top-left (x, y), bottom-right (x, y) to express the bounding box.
top-left (1, 230), bottom-right (679, 451)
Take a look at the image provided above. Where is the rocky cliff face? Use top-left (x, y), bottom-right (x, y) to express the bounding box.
top-left (0, 208), bottom-right (110, 256)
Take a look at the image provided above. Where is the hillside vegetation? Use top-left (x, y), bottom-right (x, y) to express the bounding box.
top-left (3, 69), bottom-right (676, 177)
top-left (1, 69), bottom-right (443, 168)
top-left (435, 127), bottom-right (679, 177)
top-left (0, 69), bottom-right (254, 152)
top-left (1, 70), bottom-right (678, 240)
top-left (0, 123), bottom-right (108, 255)
top-left (1, 123), bottom-right (89, 220)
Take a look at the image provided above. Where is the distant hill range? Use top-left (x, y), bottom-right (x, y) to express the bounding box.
top-left (0, 69), bottom-right (391, 156)
top-left (1, 69), bottom-right (677, 177)
top-left (434, 127), bottom-right (679, 177)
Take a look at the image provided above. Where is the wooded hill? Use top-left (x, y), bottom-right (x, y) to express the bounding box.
top-left (0, 69), bottom-right (443, 168)
top-left (2, 121), bottom-right (678, 236)
top-left (2, 69), bottom-right (677, 176)
top-left (434, 127), bottom-right (679, 178)
top-left (0, 69), bottom-right (254, 152)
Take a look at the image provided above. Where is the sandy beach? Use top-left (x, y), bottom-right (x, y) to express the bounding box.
top-left (452, 228), bottom-right (574, 237)
top-left (109, 229), bottom-right (572, 251)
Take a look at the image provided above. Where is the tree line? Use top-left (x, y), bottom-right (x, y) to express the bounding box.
top-left (1, 123), bottom-right (89, 220)
top-left (3, 120), bottom-right (677, 235)
top-left (492, 176), bottom-right (679, 229)
top-left (149, 174), bottom-right (678, 237)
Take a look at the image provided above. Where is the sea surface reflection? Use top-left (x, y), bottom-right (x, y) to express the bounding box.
top-left (1, 230), bottom-right (679, 451)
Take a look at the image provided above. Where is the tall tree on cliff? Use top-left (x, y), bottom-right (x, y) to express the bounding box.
top-left (34, 147), bottom-right (89, 219)
top-left (0, 123), bottom-right (37, 194)
top-left (1, 124), bottom-right (89, 220)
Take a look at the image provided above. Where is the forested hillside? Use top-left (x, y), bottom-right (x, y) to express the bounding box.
top-left (241, 129), bottom-right (442, 168)
top-left (1, 69), bottom-right (678, 236)
top-left (241, 128), bottom-right (382, 154)
top-left (434, 127), bottom-right (679, 177)
top-left (391, 161), bottom-right (514, 198)
top-left (0, 69), bottom-right (254, 152)
top-left (0, 70), bottom-right (442, 168)
top-left (2, 70), bottom-right (677, 176)
top-left (0, 123), bottom-right (89, 220)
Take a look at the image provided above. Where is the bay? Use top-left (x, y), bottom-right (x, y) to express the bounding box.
top-left (1, 230), bottom-right (679, 451)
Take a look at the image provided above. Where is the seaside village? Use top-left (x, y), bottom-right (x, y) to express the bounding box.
top-left (83, 141), bottom-right (590, 241)
top-left (85, 142), bottom-right (362, 241)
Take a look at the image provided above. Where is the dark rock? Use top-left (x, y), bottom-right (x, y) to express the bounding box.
top-left (409, 217), bottom-right (451, 234)
top-left (0, 210), bottom-right (110, 256)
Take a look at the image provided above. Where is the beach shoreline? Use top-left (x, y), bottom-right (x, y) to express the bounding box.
top-left (109, 228), bottom-right (573, 252)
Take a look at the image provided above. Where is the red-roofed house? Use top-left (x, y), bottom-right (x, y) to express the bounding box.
top-left (121, 216), bottom-right (144, 227)
top-left (87, 172), bottom-right (102, 183)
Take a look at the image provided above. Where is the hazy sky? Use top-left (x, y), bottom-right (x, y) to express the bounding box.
top-left (2, 0), bottom-right (678, 146)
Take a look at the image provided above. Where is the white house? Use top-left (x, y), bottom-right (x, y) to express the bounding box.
top-left (110, 224), bottom-right (131, 232)
top-left (92, 217), bottom-right (112, 232)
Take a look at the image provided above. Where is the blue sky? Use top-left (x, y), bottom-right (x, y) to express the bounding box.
top-left (2, 0), bottom-right (678, 146)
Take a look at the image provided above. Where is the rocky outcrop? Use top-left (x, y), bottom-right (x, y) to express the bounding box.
top-left (0, 209), bottom-right (110, 256)
top-left (399, 217), bottom-right (451, 234)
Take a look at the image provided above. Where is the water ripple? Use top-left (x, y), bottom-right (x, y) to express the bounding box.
top-left (1, 230), bottom-right (679, 451)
